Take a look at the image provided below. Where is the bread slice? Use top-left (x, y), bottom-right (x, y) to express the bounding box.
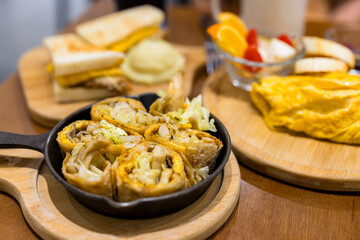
top-left (53, 81), bottom-right (114, 103)
top-left (43, 34), bottom-right (129, 103)
top-left (75, 5), bottom-right (164, 48)
top-left (303, 36), bottom-right (355, 68)
top-left (294, 57), bottom-right (348, 74)
top-left (43, 34), bottom-right (124, 76)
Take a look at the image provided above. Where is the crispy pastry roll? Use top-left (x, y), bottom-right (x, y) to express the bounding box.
top-left (149, 75), bottom-right (216, 132)
top-left (144, 123), bottom-right (223, 186)
top-left (149, 73), bottom-right (185, 116)
top-left (112, 141), bottom-right (187, 202)
top-left (91, 97), bottom-right (159, 134)
top-left (144, 123), bottom-right (223, 168)
top-left (57, 120), bottom-right (96, 152)
top-left (57, 119), bottom-right (143, 162)
top-left (144, 123), bottom-right (185, 152)
top-left (62, 136), bottom-right (114, 199)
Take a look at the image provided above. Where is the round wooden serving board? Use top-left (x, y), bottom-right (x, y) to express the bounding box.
top-left (17, 44), bottom-right (205, 128)
top-left (203, 67), bottom-right (360, 191)
top-left (0, 149), bottom-right (240, 240)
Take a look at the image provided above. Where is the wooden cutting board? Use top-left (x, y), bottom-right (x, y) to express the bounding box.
top-left (203, 67), bottom-right (360, 191)
top-left (0, 149), bottom-right (240, 240)
top-left (17, 45), bottom-right (205, 127)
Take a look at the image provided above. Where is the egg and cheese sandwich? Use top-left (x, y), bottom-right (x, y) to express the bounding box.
top-left (75, 5), bottom-right (165, 52)
top-left (43, 33), bottom-right (130, 103)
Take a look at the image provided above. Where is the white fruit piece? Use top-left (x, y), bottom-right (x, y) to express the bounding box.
top-left (268, 38), bottom-right (296, 62)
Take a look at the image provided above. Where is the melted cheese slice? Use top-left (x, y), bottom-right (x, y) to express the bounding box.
top-left (109, 26), bottom-right (159, 52)
top-left (251, 72), bottom-right (360, 144)
top-left (47, 64), bottom-right (122, 88)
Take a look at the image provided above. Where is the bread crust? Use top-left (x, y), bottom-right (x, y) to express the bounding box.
top-left (75, 5), bottom-right (164, 48)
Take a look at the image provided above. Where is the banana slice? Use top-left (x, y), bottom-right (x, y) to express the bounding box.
top-left (303, 36), bottom-right (355, 68)
top-left (294, 57), bottom-right (348, 74)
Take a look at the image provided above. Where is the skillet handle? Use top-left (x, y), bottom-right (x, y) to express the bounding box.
top-left (0, 131), bottom-right (50, 153)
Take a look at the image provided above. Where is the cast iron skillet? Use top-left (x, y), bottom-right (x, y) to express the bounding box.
top-left (0, 93), bottom-right (231, 218)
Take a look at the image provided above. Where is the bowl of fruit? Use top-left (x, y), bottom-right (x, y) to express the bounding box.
top-left (207, 12), bottom-right (305, 91)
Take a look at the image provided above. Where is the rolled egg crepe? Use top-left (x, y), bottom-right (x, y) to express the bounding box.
top-left (149, 75), bottom-right (216, 132)
top-left (57, 119), bottom-right (143, 162)
top-left (144, 123), bottom-right (223, 186)
top-left (112, 141), bottom-right (187, 202)
top-left (62, 136), bottom-right (114, 199)
top-left (145, 123), bottom-right (223, 168)
top-left (57, 120), bottom-right (96, 152)
top-left (149, 73), bottom-right (185, 117)
top-left (91, 97), bottom-right (159, 134)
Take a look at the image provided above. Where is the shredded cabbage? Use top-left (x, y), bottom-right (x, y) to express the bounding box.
top-left (69, 142), bottom-right (104, 180)
top-left (196, 166), bottom-right (209, 182)
top-left (130, 152), bottom-right (160, 185)
top-left (89, 164), bottom-right (103, 175)
top-left (157, 90), bottom-right (167, 98)
top-left (71, 142), bottom-right (85, 158)
top-left (78, 163), bottom-right (102, 180)
top-left (158, 124), bottom-right (171, 138)
top-left (92, 120), bottom-right (128, 144)
top-left (121, 135), bottom-right (142, 149)
top-left (110, 108), bottom-right (154, 125)
top-left (113, 101), bottom-right (132, 112)
top-left (167, 95), bottom-right (216, 132)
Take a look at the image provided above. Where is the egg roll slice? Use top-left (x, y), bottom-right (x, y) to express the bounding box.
top-left (57, 120), bottom-right (142, 161)
top-left (91, 97), bottom-right (159, 134)
top-left (145, 123), bottom-right (223, 169)
top-left (62, 136), bottom-right (114, 199)
top-left (112, 141), bottom-right (187, 202)
top-left (144, 124), bottom-right (223, 186)
top-left (178, 152), bottom-right (212, 187)
top-left (149, 75), bottom-right (216, 132)
top-left (149, 73), bottom-right (185, 116)
top-left (144, 123), bottom-right (186, 153)
top-left (57, 120), bottom-right (96, 152)
top-left (175, 129), bottom-right (223, 169)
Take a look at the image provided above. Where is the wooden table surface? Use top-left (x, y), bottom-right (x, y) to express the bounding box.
top-left (0, 1), bottom-right (359, 239)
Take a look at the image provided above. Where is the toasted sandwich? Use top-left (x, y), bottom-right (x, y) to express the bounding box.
top-left (75, 5), bottom-right (165, 52)
top-left (43, 33), bottom-right (130, 103)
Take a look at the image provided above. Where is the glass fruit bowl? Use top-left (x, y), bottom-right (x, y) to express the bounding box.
top-left (214, 33), bottom-right (305, 91)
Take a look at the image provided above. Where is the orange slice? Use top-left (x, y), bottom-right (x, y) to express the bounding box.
top-left (207, 23), bottom-right (221, 40)
top-left (216, 24), bottom-right (248, 57)
top-left (218, 12), bottom-right (248, 36)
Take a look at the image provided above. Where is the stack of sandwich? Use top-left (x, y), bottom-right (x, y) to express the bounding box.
top-left (44, 5), bottom-right (166, 103)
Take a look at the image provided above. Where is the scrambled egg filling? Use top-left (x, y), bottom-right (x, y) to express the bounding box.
top-left (109, 26), bottom-right (159, 52)
top-left (47, 63), bottom-right (122, 88)
top-left (250, 72), bottom-right (360, 144)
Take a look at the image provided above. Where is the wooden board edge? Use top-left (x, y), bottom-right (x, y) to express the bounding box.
top-left (0, 152), bottom-right (239, 239)
top-left (187, 152), bottom-right (241, 240)
top-left (234, 147), bottom-right (360, 192)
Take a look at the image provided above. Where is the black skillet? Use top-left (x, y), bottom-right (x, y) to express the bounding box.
top-left (0, 93), bottom-right (231, 218)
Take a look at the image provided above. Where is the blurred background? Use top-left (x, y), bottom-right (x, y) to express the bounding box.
top-left (0, 0), bottom-right (359, 84)
top-left (0, 0), bottom-right (91, 83)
